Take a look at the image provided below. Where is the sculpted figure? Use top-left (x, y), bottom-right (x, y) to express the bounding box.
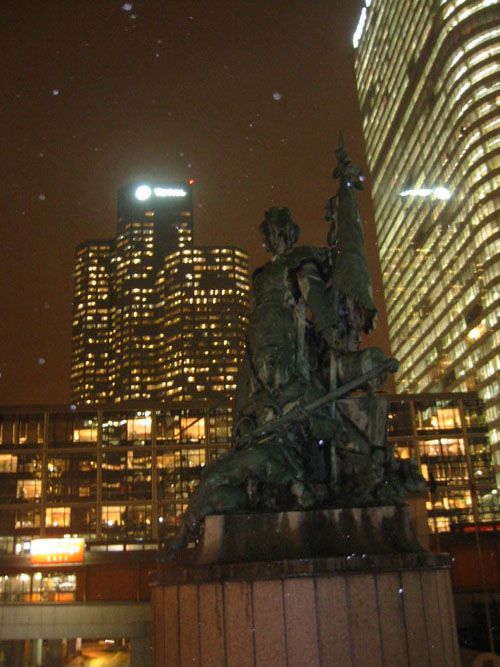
top-left (233, 205), bottom-right (340, 429)
top-left (165, 135), bottom-right (424, 558)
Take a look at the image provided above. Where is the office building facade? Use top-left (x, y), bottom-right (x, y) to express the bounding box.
top-left (353, 1), bottom-right (499, 480)
top-left (154, 246), bottom-right (250, 402)
top-left (70, 241), bottom-right (113, 404)
top-left (0, 396), bottom-right (497, 662)
top-left (70, 182), bottom-right (250, 405)
top-left (0, 394), bottom-right (496, 558)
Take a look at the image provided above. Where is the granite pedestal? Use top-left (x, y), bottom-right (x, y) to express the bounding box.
top-left (151, 507), bottom-right (460, 666)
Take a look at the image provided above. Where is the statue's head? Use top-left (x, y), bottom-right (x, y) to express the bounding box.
top-left (259, 207), bottom-right (300, 256)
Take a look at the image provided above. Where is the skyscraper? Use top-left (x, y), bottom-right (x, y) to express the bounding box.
top-left (71, 241), bottom-right (113, 404)
top-left (353, 0), bottom-right (499, 481)
top-left (110, 182), bottom-right (194, 402)
top-left (71, 182), bottom-right (250, 405)
top-left (153, 246), bottom-right (250, 403)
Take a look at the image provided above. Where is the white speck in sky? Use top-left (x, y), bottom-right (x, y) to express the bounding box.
top-left (70, 404), bottom-right (77, 412)
top-left (38, 194), bottom-right (46, 201)
top-left (52, 89), bottom-right (59, 96)
top-left (38, 357), bottom-right (46, 366)
top-left (122, 2), bottom-right (133, 11)
top-left (272, 92), bottom-right (282, 101)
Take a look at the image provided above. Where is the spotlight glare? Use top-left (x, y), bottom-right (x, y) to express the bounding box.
top-left (434, 186), bottom-right (451, 200)
top-left (135, 185), bottom-right (152, 200)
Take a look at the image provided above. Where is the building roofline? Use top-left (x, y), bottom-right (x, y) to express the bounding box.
top-left (75, 239), bottom-right (114, 251)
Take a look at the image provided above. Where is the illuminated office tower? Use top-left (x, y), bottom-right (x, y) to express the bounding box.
top-left (110, 182), bottom-right (195, 402)
top-left (153, 246), bottom-right (250, 402)
top-left (353, 0), bottom-right (500, 480)
top-left (71, 241), bottom-right (113, 404)
top-left (71, 181), bottom-right (250, 405)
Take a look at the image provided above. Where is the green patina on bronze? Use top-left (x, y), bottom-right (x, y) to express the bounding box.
top-left (328, 133), bottom-right (377, 331)
top-left (165, 135), bottom-right (424, 558)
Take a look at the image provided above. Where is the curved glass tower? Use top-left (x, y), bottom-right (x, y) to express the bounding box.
top-left (354, 0), bottom-right (499, 480)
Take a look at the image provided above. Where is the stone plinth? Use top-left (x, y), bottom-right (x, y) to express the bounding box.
top-left (186, 505), bottom-right (422, 565)
top-left (151, 509), bottom-right (460, 666)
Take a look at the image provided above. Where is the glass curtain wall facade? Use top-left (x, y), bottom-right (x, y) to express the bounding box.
top-left (70, 242), bottom-right (113, 404)
top-left (353, 1), bottom-right (500, 481)
top-left (388, 393), bottom-right (498, 535)
top-left (0, 406), bottom-right (233, 554)
top-left (154, 246), bottom-right (250, 402)
top-left (70, 182), bottom-right (250, 405)
top-left (0, 396), bottom-right (498, 555)
top-left (110, 182), bottom-right (195, 402)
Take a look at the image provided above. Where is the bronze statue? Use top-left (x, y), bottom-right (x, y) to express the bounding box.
top-left (165, 135), bottom-right (424, 558)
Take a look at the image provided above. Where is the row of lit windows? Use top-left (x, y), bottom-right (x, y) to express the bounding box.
top-left (355, 1), bottom-right (499, 466)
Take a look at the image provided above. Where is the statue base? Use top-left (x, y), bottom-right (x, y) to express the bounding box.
top-left (151, 508), bottom-right (460, 666)
top-left (184, 505), bottom-right (423, 564)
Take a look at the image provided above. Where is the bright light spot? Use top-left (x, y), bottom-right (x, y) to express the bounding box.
top-left (135, 185), bottom-right (152, 200)
top-left (272, 92), bottom-right (282, 101)
top-left (52, 89), bottom-right (59, 96)
top-left (353, 7), bottom-right (367, 48)
top-left (492, 489), bottom-right (498, 495)
top-left (434, 186), bottom-right (451, 200)
top-left (468, 327), bottom-right (482, 341)
top-left (400, 188), bottom-right (432, 198)
top-left (38, 193), bottom-right (46, 201)
top-left (400, 187), bottom-right (452, 200)
top-left (38, 357), bottom-right (46, 366)
top-left (153, 187), bottom-right (187, 197)
top-left (122, 2), bottom-right (133, 10)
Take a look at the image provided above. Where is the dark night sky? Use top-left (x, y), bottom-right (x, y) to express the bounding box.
top-left (0, 0), bottom-right (391, 405)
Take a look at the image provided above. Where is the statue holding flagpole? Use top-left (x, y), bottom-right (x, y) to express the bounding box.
top-left (165, 135), bottom-right (424, 558)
